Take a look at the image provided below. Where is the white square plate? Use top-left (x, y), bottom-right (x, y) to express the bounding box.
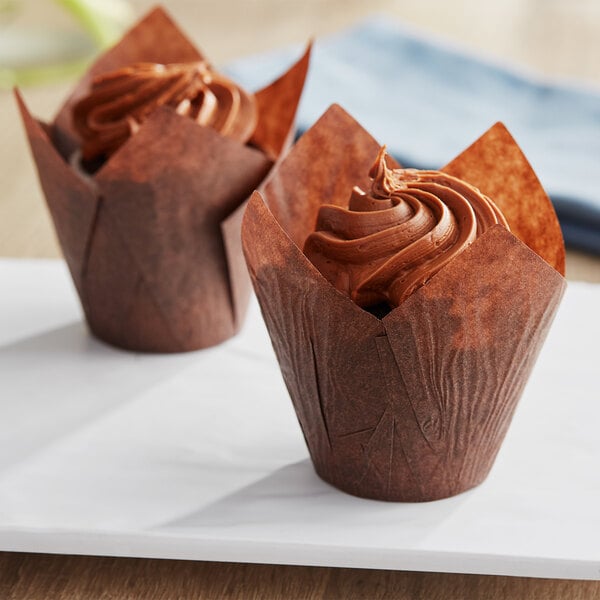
top-left (0, 259), bottom-right (598, 580)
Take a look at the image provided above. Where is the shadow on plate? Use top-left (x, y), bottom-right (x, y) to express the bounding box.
top-left (158, 458), bottom-right (471, 545)
top-left (0, 321), bottom-right (202, 471)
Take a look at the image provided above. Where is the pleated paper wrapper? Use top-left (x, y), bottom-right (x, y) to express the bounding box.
top-left (16, 6), bottom-right (310, 352)
top-left (242, 105), bottom-right (566, 502)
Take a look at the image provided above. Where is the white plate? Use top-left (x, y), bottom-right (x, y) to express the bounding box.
top-left (0, 259), bottom-right (599, 580)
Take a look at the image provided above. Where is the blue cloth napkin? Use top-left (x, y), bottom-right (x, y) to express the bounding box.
top-left (226, 17), bottom-right (600, 254)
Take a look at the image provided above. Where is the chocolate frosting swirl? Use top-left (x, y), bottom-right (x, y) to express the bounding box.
top-left (72, 61), bottom-right (258, 161)
top-left (304, 147), bottom-right (509, 310)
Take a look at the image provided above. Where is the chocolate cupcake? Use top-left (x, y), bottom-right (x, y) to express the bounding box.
top-left (16, 6), bottom-right (310, 352)
top-left (242, 105), bottom-right (566, 502)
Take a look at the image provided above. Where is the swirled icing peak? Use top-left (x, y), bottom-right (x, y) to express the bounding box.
top-left (72, 61), bottom-right (258, 161)
top-left (304, 147), bottom-right (509, 312)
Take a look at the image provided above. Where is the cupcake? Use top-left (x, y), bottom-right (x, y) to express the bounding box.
top-left (242, 105), bottom-right (566, 502)
top-left (16, 6), bottom-right (310, 352)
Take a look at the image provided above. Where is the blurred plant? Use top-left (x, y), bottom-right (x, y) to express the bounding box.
top-left (56, 0), bottom-right (134, 48)
top-left (0, 0), bottom-right (19, 22)
top-left (0, 0), bottom-right (133, 88)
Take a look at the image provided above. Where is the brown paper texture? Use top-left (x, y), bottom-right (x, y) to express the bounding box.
top-left (16, 6), bottom-right (310, 352)
top-left (443, 123), bottom-right (566, 275)
top-left (243, 104), bottom-right (566, 501)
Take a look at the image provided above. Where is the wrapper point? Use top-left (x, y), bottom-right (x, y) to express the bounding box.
top-left (14, 88), bottom-right (99, 301)
top-left (443, 121), bottom-right (565, 275)
top-left (250, 42), bottom-right (312, 161)
top-left (260, 104), bottom-right (399, 250)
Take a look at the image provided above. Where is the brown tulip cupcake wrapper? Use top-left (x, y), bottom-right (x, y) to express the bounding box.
top-left (242, 105), bottom-right (566, 502)
top-left (17, 6), bottom-right (311, 352)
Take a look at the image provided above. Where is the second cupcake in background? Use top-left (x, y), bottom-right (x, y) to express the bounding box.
top-left (16, 6), bottom-right (310, 352)
top-left (242, 104), bottom-right (566, 502)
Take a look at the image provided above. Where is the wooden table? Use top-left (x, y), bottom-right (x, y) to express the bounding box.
top-left (1, 1), bottom-right (599, 597)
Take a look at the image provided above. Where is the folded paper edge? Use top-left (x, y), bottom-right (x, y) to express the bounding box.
top-left (250, 42), bottom-right (312, 161)
top-left (259, 103), bottom-right (400, 250)
top-left (383, 222), bottom-right (567, 323)
top-left (221, 199), bottom-right (253, 330)
top-left (14, 88), bottom-right (100, 298)
top-left (93, 105), bottom-right (272, 180)
top-left (443, 121), bottom-right (566, 275)
top-left (242, 190), bottom-right (379, 326)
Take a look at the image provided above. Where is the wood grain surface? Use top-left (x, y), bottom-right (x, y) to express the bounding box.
top-left (2, 553), bottom-right (600, 600)
top-left (1, 0), bottom-right (599, 598)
